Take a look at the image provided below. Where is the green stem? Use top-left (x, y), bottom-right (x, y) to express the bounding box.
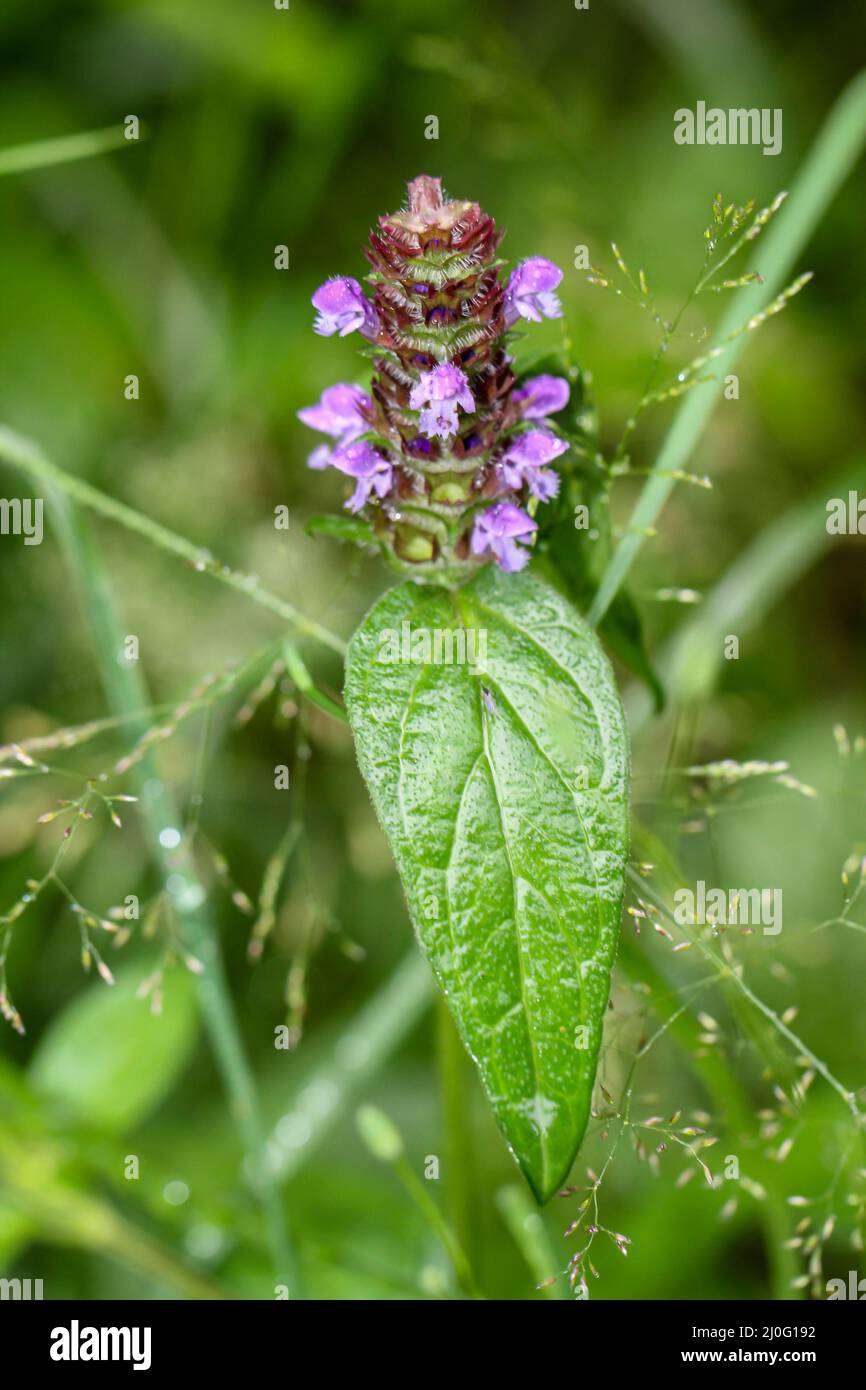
top-left (435, 996), bottom-right (478, 1287)
top-left (589, 67), bottom-right (866, 626)
top-left (0, 125), bottom-right (133, 177)
top-left (0, 1158), bottom-right (224, 1300)
top-left (616, 931), bottom-right (799, 1299)
top-left (628, 868), bottom-right (861, 1124)
top-left (393, 1156), bottom-right (483, 1299)
top-left (268, 951), bottom-right (434, 1182)
top-left (103, 1217), bottom-right (226, 1300)
top-left (495, 1184), bottom-right (566, 1299)
top-left (624, 457), bottom-right (866, 735)
top-left (48, 492), bottom-right (304, 1297)
top-left (0, 425), bottom-right (346, 657)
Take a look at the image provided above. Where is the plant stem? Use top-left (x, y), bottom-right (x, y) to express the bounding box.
top-left (624, 458), bottom-right (866, 735)
top-left (268, 950), bottom-right (434, 1182)
top-left (393, 1156), bottom-right (483, 1299)
top-left (0, 125), bottom-right (133, 177)
top-left (0, 1135), bottom-right (225, 1300)
top-left (589, 66), bottom-right (866, 626)
top-left (495, 1184), bottom-right (566, 1299)
top-left (616, 931), bottom-right (799, 1300)
top-left (0, 424), bottom-right (346, 657)
top-left (435, 995), bottom-right (479, 1287)
top-left (48, 492), bottom-right (304, 1297)
top-left (628, 868), bottom-right (862, 1125)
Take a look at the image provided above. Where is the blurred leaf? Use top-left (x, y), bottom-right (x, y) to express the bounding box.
top-left (305, 513), bottom-right (376, 550)
top-left (29, 962), bottom-right (199, 1133)
top-left (0, 125), bottom-right (130, 177)
top-left (345, 567), bottom-right (629, 1202)
top-left (355, 1104), bottom-right (404, 1163)
top-left (0, 1205), bottom-right (34, 1269)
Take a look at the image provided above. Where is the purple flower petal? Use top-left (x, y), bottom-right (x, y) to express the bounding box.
top-left (502, 429), bottom-right (569, 469)
top-left (470, 502), bottom-right (537, 572)
top-left (307, 443), bottom-right (334, 471)
top-left (504, 258), bottom-right (564, 328)
top-left (297, 383), bottom-right (371, 439)
top-left (496, 538), bottom-right (532, 572)
top-left (527, 467), bottom-right (560, 502)
top-left (418, 401), bottom-right (460, 440)
top-left (311, 277), bottom-right (380, 339)
top-left (409, 363), bottom-right (475, 440)
top-left (331, 440), bottom-right (394, 512)
top-left (513, 373), bottom-right (571, 420)
top-left (498, 429), bottom-right (567, 499)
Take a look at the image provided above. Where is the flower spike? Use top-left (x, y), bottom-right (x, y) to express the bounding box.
top-left (301, 175), bottom-right (568, 581)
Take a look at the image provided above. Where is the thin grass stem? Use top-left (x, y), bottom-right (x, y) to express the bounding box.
top-left (589, 68), bottom-right (866, 626)
top-left (48, 491), bottom-right (304, 1297)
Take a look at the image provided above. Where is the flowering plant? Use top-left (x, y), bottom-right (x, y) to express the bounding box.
top-left (298, 178), bottom-right (804, 1205)
top-left (299, 175), bottom-right (572, 583)
top-left (302, 176), bottom-right (630, 1201)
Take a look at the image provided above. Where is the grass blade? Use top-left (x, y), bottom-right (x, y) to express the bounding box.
top-left (625, 457), bottom-right (866, 733)
top-left (589, 67), bottom-right (866, 627)
top-left (268, 950), bottom-right (434, 1182)
top-left (0, 424), bottom-right (346, 657)
top-left (0, 125), bottom-right (133, 177)
top-left (47, 490), bottom-right (304, 1297)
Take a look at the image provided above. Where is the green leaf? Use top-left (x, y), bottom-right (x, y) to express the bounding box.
top-left (305, 513), bottom-right (376, 549)
top-left (345, 567), bottom-right (629, 1201)
top-left (29, 961), bottom-right (199, 1133)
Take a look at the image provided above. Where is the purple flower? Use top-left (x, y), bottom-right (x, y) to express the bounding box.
top-left (513, 373), bottom-right (570, 420)
top-left (331, 440), bottom-right (394, 513)
top-left (504, 258), bottom-right (563, 327)
top-left (409, 363), bottom-right (475, 440)
top-left (312, 277), bottom-right (380, 339)
top-left (470, 502), bottom-right (538, 573)
top-left (307, 443), bottom-right (334, 471)
top-left (298, 383), bottom-right (371, 438)
top-left (298, 383), bottom-right (372, 471)
top-left (499, 430), bottom-right (567, 500)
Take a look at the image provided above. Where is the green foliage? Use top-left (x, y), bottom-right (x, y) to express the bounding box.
top-left (305, 513), bottom-right (376, 551)
top-left (29, 961), bottom-right (199, 1133)
top-left (523, 352), bottom-right (665, 708)
top-left (0, 0), bottom-right (864, 1304)
top-left (345, 568), bottom-right (629, 1200)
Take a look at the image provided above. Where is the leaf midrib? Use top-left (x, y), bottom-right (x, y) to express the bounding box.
top-left (477, 678), bottom-right (552, 1198)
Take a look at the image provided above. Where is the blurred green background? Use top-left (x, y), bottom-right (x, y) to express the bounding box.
top-left (0, 0), bottom-right (864, 1300)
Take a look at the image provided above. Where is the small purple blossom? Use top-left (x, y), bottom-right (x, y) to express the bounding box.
top-left (297, 383), bottom-right (371, 439)
top-left (499, 429), bottom-right (567, 500)
top-left (470, 502), bottom-right (538, 573)
top-left (504, 258), bottom-right (563, 327)
top-left (331, 440), bottom-right (394, 513)
top-left (513, 373), bottom-right (570, 420)
top-left (409, 363), bottom-right (475, 440)
top-left (298, 383), bottom-right (372, 468)
top-left (312, 277), bottom-right (380, 339)
top-left (306, 443), bottom-right (334, 471)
